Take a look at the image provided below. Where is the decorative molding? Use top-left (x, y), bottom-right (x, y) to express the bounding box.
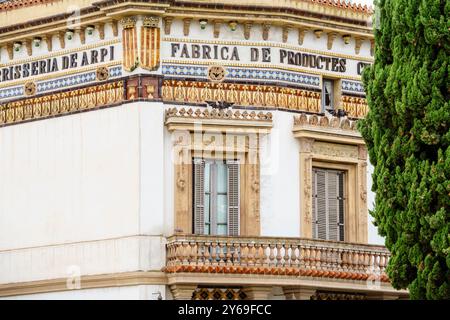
top-left (165, 107), bottom-right (273, 123)
top-left (24, 81), bottom-right (36, 96)
top-left (312, 141), bottom-right (359, 159)
top-left (193, 287), bottom-right (247, 300)
top-left (58, 31), bottom-right (65, 49)
top-left (298, 28), bottom-right (306, 45)
top-left (96, 22), bottom-right (105, 40)
top-left (355, 37), bottom-right (363, 54)
top-left (282, 25), bottom-right (291, 43)
top-left (0, 81), bottom-right (124, 126)
top-left (121, 17), bottom-right (136, 29)
top-left (262, 23), bottom-right (270, 41)
top-left (213, 20), bottom-right (221, 38)
top-left (0, 271), bottom-right (167, 298)
top-left (43, 35), bottom-right (52, 52)
top-left (293, 113), bottom-right (359, 131)
top-left (163, 17), bottom-right (173, 35)
top-left (24, 39), bottom-right (32, 56)
top-left (327, 32), bottom-right (338, 50)
top-left (340, 95), bottom-right (368, 118)
top-left (312, 291), bottom-right (367, 300)
top-left (79, 27), bottom-right (86, 45)
top-left (111, 19), bottom-right (119, 37)
top-left (161, 80), bottom-right (323, 113)
top-left (143, 16), bottom-right (159, 28)
top-left (6, 43), bottom-right (13, 60)
top-left (183, 18), bottom-right (192, 37)
top-left (313, 29), bottom-right (323, 38)
top-left (244, 22), bottom-right (252, 40)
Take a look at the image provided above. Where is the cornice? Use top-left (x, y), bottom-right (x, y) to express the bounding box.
top-left (0, 0), bottom-right (373, 41)
top-left (164, 106), bottom-right (273, 133)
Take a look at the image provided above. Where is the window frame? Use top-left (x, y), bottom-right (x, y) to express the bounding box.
top-left (321, 78), bottom-right (334, 112)
top-left (312, 167), bottom-right (347, 242)
top-left (196, 158), bottom-right (230, 236)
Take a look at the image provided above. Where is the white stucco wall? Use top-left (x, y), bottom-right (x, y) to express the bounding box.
top-left (0, 102), bottom-right (167, 285)
top-left (2, 284), bottom-right (167, 300)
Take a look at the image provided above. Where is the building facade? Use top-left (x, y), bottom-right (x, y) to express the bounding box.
top-left (0, 0), bottom-right (408, 299)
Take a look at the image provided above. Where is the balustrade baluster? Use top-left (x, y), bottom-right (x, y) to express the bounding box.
top-left (233, 243), bottom-right (240, 266)
top-left (190, 241), bottom-right (197, 266)
top-left (248, 243), bottom-right (255, 267)
top-left (261, 243), bottom-right (269, 266)
top-left (211, 242), bottom-right (218, 266)
top-left (291, 244), bottom-right (299, 268)
top-left (226, 242), bottom-right (232, 266)
top-left (182, 242), bottom-right (189, 265)
top-left (197, 241), bottom-right (205, 266)
top-left (284, 243), bottom-right (291, 267)
top-left (254, 243), bottom-right (262, 267)
top-left (218, 242), bottom-right (225, 266)
top-left (276, 244), bottom-right (283, 267)
top-left (240, 242), bottom-right (248, 266)
top-left (269, 244), bottom-right (276, 266)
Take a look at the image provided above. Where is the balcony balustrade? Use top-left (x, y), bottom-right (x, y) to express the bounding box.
top-left (164, 234), bottom-right (390, 283)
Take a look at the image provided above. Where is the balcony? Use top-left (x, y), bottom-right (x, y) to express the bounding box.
top-left (163, 234), bottom-right (408, 299)
top-left (165, 234), bottom-right (389, 280)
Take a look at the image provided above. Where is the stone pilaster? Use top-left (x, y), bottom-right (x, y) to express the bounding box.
top-left (243, 286), bottom-right (272, 300)
top-left (283, 287), bottom-right (316, 300)
top-left (170, 284), bottom-right (197, 300)
top-left (299, 137), bottom-right (314, 238)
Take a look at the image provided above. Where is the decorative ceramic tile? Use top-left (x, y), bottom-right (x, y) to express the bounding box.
top-left (0, 66), bottom-right (122, 103)
top-left (162, 64), bottom-right (320, 88)
top-left (0, 86), bottom-right (24, 100)
top-left (342, 80), bottom-right (365, 94)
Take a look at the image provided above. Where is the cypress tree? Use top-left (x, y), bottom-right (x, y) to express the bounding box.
top-left (359, 0), bottom-right (449, 299)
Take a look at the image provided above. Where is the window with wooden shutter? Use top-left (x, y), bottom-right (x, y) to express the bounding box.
top-left (193, 158), bottom-right (240, 236)
top-left (227, 160), bottom-right (240, 236)
top-left (312, 168), bottom-right (345, 241)
top-left (193, 158), bottom-right (205, 234)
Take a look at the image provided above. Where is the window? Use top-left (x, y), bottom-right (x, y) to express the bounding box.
top-left (193, 158), bottom-right (240, 236)
top-left (322, 79), bottom-right (334, 111)
top-left (312, 167), bottom-right (345, 241)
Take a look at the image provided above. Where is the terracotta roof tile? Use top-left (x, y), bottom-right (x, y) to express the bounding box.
top-left (0, 0), bottom-right (61, 12)
top-left (0, 0), bottom-right (373, 14)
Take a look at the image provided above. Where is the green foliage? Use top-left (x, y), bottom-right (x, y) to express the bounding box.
top-left (358, 0), bottom-right (449, 299)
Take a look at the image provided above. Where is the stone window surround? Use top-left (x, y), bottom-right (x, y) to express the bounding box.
top-left (293, 115), bottom-right (368, 243)
top-left (165, 107), bottom-right (273, 237)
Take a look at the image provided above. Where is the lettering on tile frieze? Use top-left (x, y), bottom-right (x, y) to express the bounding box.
top-left (0, 46), bottom-right (116, 83)
top-left (168, 42), bottom-right (372, 77)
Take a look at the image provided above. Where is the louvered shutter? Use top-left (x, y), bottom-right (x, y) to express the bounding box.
top-left (312, 169), bottom-right (327, 240)
top-left (193, 158), bottom-right (205, 235)
top-left (337, 172), bottom-right (345, 241)
top-left (327, 172), bottom-right (339, 241)
top-left (227, 160), bottom-right (240, 236)
top-left (312, 168), bottom-right (345, 241)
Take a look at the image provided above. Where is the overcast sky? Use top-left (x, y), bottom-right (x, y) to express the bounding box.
top-left (353, 0), bottom-right (374, 6)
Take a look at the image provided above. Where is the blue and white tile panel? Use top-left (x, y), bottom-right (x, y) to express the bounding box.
top-left (0, 86), bottom-right (24, 100)
top-left (0, 65), bottom-right (122, 103)
top-left (162, 65), bottom-right (208, 78)
top-left (342, 80), bottom-right (365, 95)
top-left (162, 64), bottom-right (320, 89)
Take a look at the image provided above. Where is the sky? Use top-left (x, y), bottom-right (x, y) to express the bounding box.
top-left (353, 0), bottom-right (374, 6)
